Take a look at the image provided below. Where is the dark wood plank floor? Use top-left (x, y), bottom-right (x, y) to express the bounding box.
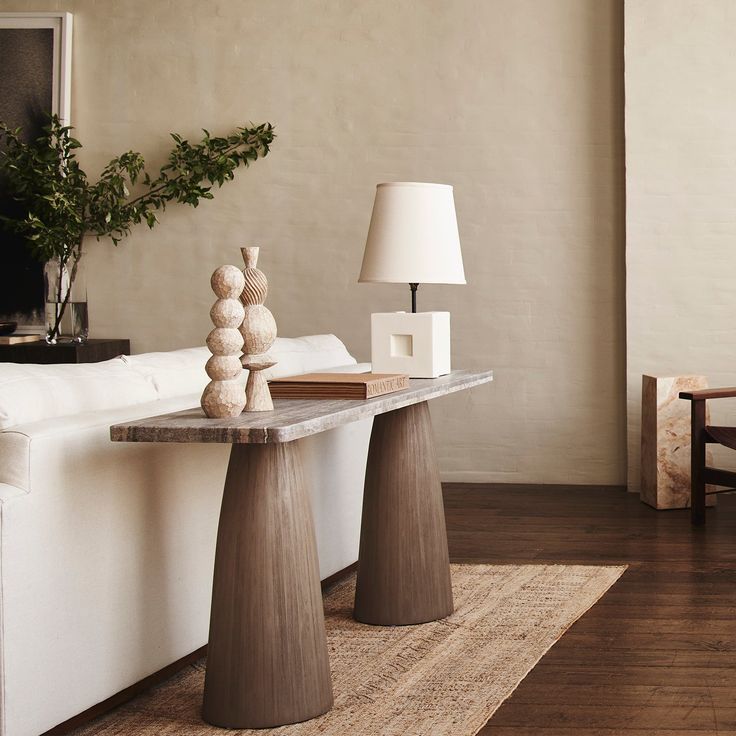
top-left (443, 483), bottom-right (736, 735)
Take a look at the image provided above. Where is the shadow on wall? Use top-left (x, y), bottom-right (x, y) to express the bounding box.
top-left (581, 0), bottom-right (627, 482)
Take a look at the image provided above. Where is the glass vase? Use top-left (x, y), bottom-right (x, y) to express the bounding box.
top-left (44, 253), bottom-right (88, 344)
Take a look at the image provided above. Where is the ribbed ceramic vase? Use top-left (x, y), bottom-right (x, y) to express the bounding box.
top-left (240, 247), bottom-right (277, 411)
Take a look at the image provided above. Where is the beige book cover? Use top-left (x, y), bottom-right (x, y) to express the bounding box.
top-left (268, 372), bottom-right (409, 400)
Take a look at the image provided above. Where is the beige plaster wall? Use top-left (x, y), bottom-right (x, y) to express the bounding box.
top-left (625, 0), bottom-right (736, 490)
top-left (2, 0), bottom-right (626, 483)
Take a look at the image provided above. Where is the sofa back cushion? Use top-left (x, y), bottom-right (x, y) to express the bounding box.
top-left (0, 334), bottom-right (357, 430)
top-left (122, 334), bottom-right (357, 399)
top-left (120, 347), bottom-right (212, 399)
top-left (268, 334), bottom-right (357, 379)
top-left (0, 359), bottom-right (158, 430)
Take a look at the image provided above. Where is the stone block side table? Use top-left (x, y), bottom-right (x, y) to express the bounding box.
top-left (110, 369), bottom-right (492, 729)
top-left (641, 374), bottom-right (715, 509)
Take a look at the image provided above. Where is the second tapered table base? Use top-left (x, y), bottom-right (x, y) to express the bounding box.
top-left (354, 401), bottom-right (454, 625)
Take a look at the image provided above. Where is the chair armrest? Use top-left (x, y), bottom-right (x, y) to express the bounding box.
top-left (679, 387), bottom-right (736, 401)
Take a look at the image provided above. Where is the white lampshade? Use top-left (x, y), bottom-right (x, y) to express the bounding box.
top-left (358, 182), bottom-right (466, 284)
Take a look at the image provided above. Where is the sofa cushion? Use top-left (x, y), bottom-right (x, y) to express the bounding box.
top-left (122, 335), bottom-right (357, 399)
top-left (120, 348), bottom-right (212, 399)
top-left (0, 335), bottom-right (357, 430)
top-left (267, 335), bottom-right (357, 379)
top-left (0, 362), bottom-right (371, 493)
top-left (0, 359), bottom-right (159, 430)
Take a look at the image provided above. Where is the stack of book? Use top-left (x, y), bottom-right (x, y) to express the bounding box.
top-left (0, 334), bottom-right (43, 346)
top-left (268, 372), bottom-right (409, 400)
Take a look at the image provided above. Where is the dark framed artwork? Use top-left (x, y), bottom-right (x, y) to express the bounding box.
top-left (0, 12), bottom-right (72, 327)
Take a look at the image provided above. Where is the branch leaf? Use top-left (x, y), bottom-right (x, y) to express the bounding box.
top-left (0, 115), bottom-right (276, 262)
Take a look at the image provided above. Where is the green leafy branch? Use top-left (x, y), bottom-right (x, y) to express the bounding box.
top-left (0, 115), bottom-right (274, 340)
top-left (0, 115), bottom-right (276, 263)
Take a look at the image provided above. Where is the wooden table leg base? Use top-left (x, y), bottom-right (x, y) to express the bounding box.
top-left (202, 442), bottom-right (333, 729)
top-left (354, 401), bottom-right (454, 626)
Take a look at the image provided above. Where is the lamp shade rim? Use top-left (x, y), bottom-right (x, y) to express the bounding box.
top-left (376, 181), bottom-right (452, 190)
top-left (358, 276), bottom-right (467, 285)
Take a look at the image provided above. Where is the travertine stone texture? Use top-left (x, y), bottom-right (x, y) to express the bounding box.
top-left (626, 1), bottom-right (736, 490)
top-left (244, 363), bottom-right (277, 412)
top-left (205, 355), bottom-right (242, 381)
top-left (240, 247), bottom-right (268, 305)
top-left (239, 247), bottom-right (277, 412)
top-left (211, 265), bottom-right (245, 301)
top-left (202, 265), bottom-right (247, 418)
top-left (206, 328), bottom-right (243, 357)
top-left (240, 306), bottom-right (277, 355)
top-left (56, 0), bottom-right (624, 482)
top-left (111, 370), bottom-right (493, 444)
top-left (210, 299), bottom-right (245, 329)
top-left (640, 375), bottom-right (716, 509)
top-left (201, 381), bottom-right (247, 419)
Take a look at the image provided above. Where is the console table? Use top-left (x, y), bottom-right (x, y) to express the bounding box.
top-left (110, 369), bottom-right (492, 729)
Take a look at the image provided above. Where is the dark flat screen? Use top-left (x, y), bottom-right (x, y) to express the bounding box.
top-left (0, 27), bottom-right (54, 324)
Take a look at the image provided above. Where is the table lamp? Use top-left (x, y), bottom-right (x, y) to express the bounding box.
top-left (358, 182), bottom-right (465, 378)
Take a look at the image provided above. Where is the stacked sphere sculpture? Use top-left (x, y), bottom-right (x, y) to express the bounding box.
top-left (240, 246), bottom-right (278, 411)
top-left (201, 265), bottom-right (246, 418)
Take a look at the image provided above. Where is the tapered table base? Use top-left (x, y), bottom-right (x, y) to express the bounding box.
top-left (202, 442), bottom-right (333, 729)
top-left (354, 401), bottom-right (454, 625)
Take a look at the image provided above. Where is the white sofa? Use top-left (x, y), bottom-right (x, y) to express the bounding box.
top-left (0, 335), bottom-right (372, 736)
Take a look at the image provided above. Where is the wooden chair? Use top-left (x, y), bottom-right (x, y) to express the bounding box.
top-left (680, 387), bottom-right (736, 524)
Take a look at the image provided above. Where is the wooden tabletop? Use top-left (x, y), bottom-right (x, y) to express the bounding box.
top-left (110, 369), bottom-right (492, 444)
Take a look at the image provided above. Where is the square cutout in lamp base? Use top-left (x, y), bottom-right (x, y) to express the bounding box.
top-left (371, 311), bottom-right (450, 378)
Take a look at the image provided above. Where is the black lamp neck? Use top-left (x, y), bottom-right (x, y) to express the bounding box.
top-left (409, 282), bottom-right (419, 313)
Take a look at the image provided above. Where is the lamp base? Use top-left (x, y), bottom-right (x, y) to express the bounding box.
top-left (370, 311), bottom-right (450, 378)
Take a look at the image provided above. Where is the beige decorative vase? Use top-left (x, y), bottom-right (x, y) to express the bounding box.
top-left (201, 265), bottom-right (246, 418)
top-left (240, 247), bottom-right (277, 411)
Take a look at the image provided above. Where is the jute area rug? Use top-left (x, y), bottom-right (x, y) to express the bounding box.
top-left (74, 564), bottom-right (625, 736)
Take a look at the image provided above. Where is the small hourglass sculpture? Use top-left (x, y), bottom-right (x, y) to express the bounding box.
top-left (240, 246), bottom-right (278, 411)
top-left (201, 265), bottom-right (247, 418)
